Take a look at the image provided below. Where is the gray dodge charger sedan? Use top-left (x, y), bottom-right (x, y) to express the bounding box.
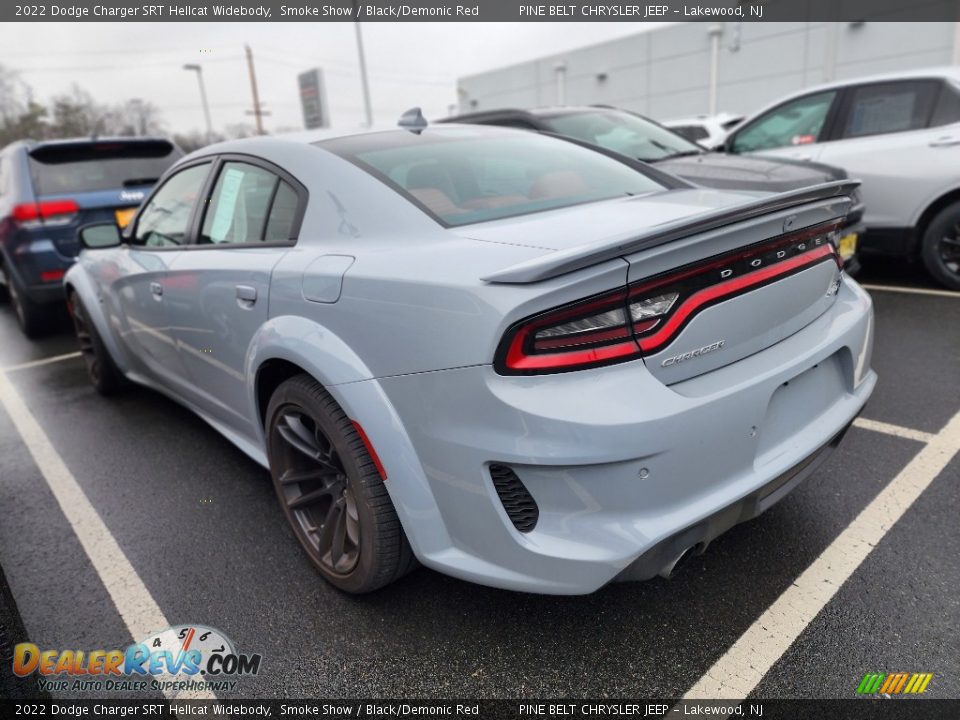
top-left (65, 121), bottom-right (876, 594)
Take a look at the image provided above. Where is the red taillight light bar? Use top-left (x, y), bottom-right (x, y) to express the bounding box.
top-left (495, 220), bottom-right (843, 375)
top-left (12, 200), bottom-right (80, 227)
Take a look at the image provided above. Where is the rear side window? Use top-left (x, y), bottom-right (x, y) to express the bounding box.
top-left (28, 140), bottom-right (181, 196)
top-left (731, 91), bottom-right (837, 153)
top-left (326, 129), bottom-right (667, 227)
top-left (263, 181), bottom-right (300, 242)
top-left (840, 81), bottom-right (938, 139)
top-left (199, 161), bottom-right (300, 245)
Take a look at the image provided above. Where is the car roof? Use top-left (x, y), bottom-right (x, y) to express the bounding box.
top-left (180, 123), bottom-right (533, 163)
top-left (760, 66), bottom-right (960, 103)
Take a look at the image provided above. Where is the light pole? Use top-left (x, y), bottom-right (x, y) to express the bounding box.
top-left (707, 24), bottom-right (724, 116)
top-left (183, 63), bottom-right (214, 143)
top-left (354, 21), bottom-right (373, 127)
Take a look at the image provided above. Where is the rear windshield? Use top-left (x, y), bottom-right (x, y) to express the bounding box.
top-left (541, 110), bottom-right (702, 162)
top-left (28, 140), bottom-right (181, 196)
top-left (322, 129), bottom-right (667, 227)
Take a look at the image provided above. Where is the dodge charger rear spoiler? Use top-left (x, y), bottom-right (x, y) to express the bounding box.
top-left (481, 180), bottom-right (860, 284)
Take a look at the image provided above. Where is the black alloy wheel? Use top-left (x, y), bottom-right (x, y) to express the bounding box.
top-left (274, 408), bottom-right (361, 574)
top-left (921, 201), bottom-right (960, 291)
top-left (266, 375), bottom-right (416, 593)
top-left (68, 290), bottom-right (126, 395)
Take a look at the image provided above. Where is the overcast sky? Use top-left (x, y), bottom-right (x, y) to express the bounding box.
top-left (3, 23), bottom-right (670, 135)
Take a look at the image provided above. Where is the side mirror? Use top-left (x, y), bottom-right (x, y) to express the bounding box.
top-left (78, 222), bottom-right (123, 250)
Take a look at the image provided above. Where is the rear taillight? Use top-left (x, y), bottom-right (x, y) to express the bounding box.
top-left (495, 220), bottom-right (842, 375)
top-left (40, 270), bottom-right (66, 283)
top-left (12, 200), bottom-right (80, 228)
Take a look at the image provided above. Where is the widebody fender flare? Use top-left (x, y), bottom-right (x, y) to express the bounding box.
top-left (63, 263), bottom-right (135, 374)
top-left (244, 314), bottom-right (456, 561)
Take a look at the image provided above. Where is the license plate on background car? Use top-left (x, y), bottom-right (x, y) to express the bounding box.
top-left (838, 232), bottom-right (858, 261)
top-left (115, 207), bottom-right (137, 228)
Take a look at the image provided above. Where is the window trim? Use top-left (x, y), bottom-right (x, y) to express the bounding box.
top-left (191, 154), bottom-right (307, 249)
top-left (126, 158), bottom-right (214, 252)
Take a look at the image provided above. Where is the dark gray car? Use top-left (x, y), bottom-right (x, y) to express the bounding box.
top-left (441, 106), bottom-right (864, 269)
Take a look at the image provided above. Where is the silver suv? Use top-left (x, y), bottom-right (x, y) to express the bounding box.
top-left (725, 67), bottom-right (960, 289)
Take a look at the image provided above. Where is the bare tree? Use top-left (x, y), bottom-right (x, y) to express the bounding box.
top-left (0, 64), bottom-right (48, 145)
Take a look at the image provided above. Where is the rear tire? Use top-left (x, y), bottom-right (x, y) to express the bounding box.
top-left (920, 201), bottom-right (960, 291)
top-left (68, 290), bottom-right (127, 395)
top-left (8, 276), bottom-right (51, 339)
top-left (266, 374), bottom-right (416, 594)
top-left (0, 262), bottom-right (9, 303)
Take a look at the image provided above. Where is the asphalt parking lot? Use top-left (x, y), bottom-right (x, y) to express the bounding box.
top-left (0, 258), bottom-right (957, 702)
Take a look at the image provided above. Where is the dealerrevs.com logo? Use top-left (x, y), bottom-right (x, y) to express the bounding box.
top-left (13, 624), bottom-right (261, 693)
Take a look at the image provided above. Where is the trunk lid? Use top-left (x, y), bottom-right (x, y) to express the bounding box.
top-left (654, 153), bottom-right (847, 193)
top-left (476, 182), bottom-right (854, 384)
top-left (625, 217), bottom-right (842, 385)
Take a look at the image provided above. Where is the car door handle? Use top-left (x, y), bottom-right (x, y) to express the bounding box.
top-left (235, 285), bottom-right (257, 305)
top-left (929, 136), bottom-right (960, 147)
top-left (150, 282), bottom-right (163, 298)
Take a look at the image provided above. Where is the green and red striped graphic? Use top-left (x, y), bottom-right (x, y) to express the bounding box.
top-left (857, 672), bottom-right (933, 695)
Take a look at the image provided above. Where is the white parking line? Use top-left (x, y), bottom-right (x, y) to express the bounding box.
top-left (853, 417), bottom-right (935, 443)
top-left (683, 407), bottom-right (960, 703)
top-left (861, 283), bottom-right (960, 299)
top-left (2, 351), bottom-right (81, 373)
top-left (0, 369), bottom-right (215, 701)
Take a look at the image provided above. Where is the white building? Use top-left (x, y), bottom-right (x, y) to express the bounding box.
top-left (457, 22), bottom-right (960, 121)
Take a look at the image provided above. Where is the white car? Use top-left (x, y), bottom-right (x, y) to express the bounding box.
top-left (724, 67), bottom-right (960, 289)
top-left (663, 113), bottom-right (745, 150)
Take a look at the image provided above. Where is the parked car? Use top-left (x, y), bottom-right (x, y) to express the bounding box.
top-left (0, 137), bottom-right (182, 336)
top-left (66, 122), bottom-right (875, 594)
top-left (663, 112), bottom-right (745, 149)
top-left (722, 67), bottom-right (960, 289)
top-left (440, 106), bottom-right (864, 272)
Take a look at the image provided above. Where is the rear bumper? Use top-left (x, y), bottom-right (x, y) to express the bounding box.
top-left (615, 419), bottom-right (852, 582)
top-left (340, 276), bottom-right (875, 594)
top-left (2, 237), bottom-right (74, 305)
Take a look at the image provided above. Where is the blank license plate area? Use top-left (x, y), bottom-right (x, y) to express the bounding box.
top-left (755, 352), bottom-right (847, 468)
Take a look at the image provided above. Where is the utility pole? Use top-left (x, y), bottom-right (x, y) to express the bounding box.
top-left (245, 44), bottom-right (267, 134)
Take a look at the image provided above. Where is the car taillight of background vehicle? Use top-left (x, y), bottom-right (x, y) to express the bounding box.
top-left (495, 220), bottom-right (843, 375)
top-left (12, 200), bottom-right (80, 228)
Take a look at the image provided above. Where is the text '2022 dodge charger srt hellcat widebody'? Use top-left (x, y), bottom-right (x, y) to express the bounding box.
top-left (65, 122), bottom-right (876, 594)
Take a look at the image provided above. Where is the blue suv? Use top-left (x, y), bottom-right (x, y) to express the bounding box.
top-left (0, 137), bottom-right (182, 336)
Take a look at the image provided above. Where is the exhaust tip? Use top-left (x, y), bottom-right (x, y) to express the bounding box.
top-left (658, 542), bottom-right (705, 580)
